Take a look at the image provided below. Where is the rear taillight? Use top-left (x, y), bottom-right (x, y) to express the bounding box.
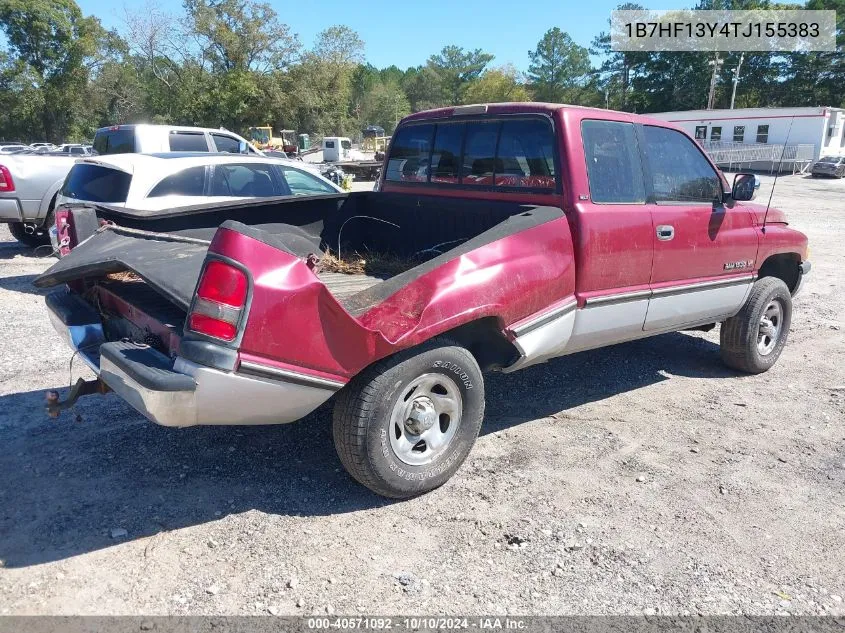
top-left (0, 165), bottom-right (14, 192)
top-left (55, 208), bottom-right (72, 256)
top-left (187, 260), bottom-right (248, 341)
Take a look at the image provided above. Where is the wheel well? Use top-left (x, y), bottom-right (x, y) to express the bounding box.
top-left (437, 317), bottom-right (520, 371)
top-left (758, 253), bottom-right (801, 293)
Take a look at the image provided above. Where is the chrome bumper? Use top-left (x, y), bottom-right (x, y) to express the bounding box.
top-left (46, 290), bottom-right (339, 427)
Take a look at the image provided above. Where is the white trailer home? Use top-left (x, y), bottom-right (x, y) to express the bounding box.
top-left (647, 106), bottom-right (845, 172)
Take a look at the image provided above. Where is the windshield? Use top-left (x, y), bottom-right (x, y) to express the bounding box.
top-left (818, 156), bottom-right (843, 164)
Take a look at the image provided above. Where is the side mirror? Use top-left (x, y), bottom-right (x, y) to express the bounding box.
top-left (731, 173), bottom-right (760, 202)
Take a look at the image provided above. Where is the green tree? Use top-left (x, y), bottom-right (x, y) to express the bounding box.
top-left (0, 0), bottom-right (117, 140)
top-left (313, 25), bottom-right (365, 65)
top-left (401, 65), bottom-right (444, 111)
top-left (590, 3), bottom-right (647, 110)
top-left (359, 80), bottom-right (410, 133)
top-left (426, 45), bottom-right (494, 105)
top-left (527, 27), bottom-right (591, 103)
top-left (184, 0), bottom-right (299, 73)
top-left (464, 65), bottom-right (531, 103)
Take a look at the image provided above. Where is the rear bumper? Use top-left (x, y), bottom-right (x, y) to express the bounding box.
top-left (46, 289), bottom-right (339, 427)
top-left (0, 197), bottom-right (42, 222)
top-left (0, 197), bottom-right (23, 222)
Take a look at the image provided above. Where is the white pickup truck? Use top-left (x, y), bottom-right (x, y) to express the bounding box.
top-left (0, 124), bottom-right (260, 247)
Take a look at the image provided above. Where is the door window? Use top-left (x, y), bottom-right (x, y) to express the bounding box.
top-left (168, 132), bottom-right (209, 152)
top-left (695, 126), bottom-right (707, 140)
top-left (581, 120), bottom-right (646, 204)
top-left (280, 167), bottom-right (336, 195)
top-left (756, 125), bottom-right (769, 143)
top-left (209, 164), bottom-right (279, 197)
top-left (733, 126), bottom-right (745, 143)
top-left (642, 125), bottom-right (722, 204)
top-left (148, 166), bottom-right (207, 197)
top-left (711, 126), bottom-right (722, 141)
top-left (211, 134), bottom-right (244, 153)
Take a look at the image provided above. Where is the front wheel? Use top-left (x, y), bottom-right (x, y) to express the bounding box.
top-left (720, 277), bottom-right (792, 374)
top-left (332, 339), bottom-right (485, 498)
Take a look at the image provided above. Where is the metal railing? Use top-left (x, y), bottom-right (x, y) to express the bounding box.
top-left (701, 141), bottom-right (815, 173)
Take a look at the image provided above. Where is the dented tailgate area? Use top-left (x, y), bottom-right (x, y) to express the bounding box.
top-left (36, 193), bottom-right (573, 428)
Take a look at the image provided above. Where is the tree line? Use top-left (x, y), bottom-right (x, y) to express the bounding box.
top-left (0, 0), bottom-right (843, 143)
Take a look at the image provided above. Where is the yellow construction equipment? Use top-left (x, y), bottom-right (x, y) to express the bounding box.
top-left (248, 126), bottom-right (298, 154)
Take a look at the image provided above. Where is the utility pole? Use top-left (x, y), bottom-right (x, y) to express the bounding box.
top-left (706, 53), bottom-right (723, 110)
top-left (730, 52), bottom-right (744, 110)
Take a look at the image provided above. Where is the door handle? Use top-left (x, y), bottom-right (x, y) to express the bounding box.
top-left (656, 225), bottom-right (674, 241)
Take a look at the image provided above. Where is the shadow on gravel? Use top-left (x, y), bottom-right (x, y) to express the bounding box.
top-left (480, 330), bottom-right (733, 435)
top-left (0, 240), bottom-right (44, 260)
top-left (0, 273), bottom-right (49, 296)
top-left (0, 331), bottom-right (733, 569)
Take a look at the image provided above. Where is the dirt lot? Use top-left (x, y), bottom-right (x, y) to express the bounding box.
top-left (0, 174), bottom-right (843, 616)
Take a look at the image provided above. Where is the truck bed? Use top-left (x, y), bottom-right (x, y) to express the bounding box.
top-left (316, 272), bottom-right (384, 301)
top-left (37, 191), bottom-right (559, 328)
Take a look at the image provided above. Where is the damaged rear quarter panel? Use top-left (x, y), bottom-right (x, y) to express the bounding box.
top-left (212, 215), bottom-right (575, 379)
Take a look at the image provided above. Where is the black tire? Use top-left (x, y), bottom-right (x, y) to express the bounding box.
top-left (332, 339), bottom-right (485, 499)
top-left (7, 207), bottom-right (54, 248)
top-left (720, 277), bottom-right (792, 374)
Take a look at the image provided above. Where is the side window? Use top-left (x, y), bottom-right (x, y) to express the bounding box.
top-left (93, 130), bottom-right (135, 154)
top-left (280, 168), bottom-right (336, 195)
top-left (461, 121), bottom-right (500, 186)
top-left (168, 132), bottom-right (209, 152)
top-left (148, 166), bottom-right (207, 197)
top-left (695, 125), bottom-right (707, 141)
top-left (711, 126), bottom-right (722, 142)
top-left (385, 124), bottom-right (434, 183)
top-left (209, 164), bottom-right (280, 197)
top-left (581, 120), bottom-right (645, 204)
top-left (495, 119), bottom-right (556, 190)
top-left (733, 126), bottom-right (745, 143)
top-left (642, 125), bottom-right (722, 204)
top-left (430, 123), bottom-right (463, 184)
top-left (212, 134), bottom-right (244, 154)
top-left (325, 140), bottom-right (335, 149)
top-left (756, 125), bottom-right (769, 144)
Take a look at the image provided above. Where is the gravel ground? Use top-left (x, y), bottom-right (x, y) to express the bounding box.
top-left (0, 174), bottom-right (843, 616)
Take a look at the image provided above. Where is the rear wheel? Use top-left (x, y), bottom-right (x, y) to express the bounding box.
top-left (7, 203), bottom-right (55, 248)
top-left (720, 277), bottom-right (792, 374)
top-left (332, 339), bottom-right (484, 498)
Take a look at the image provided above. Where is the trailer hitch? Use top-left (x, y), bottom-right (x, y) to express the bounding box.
top-left (45, 378), bottom-right (110, 419)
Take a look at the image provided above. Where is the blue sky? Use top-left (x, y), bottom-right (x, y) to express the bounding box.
top-left (75, 0), bottom-right (632, 70)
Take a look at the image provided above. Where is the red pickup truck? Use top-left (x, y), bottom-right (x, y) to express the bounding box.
top-left (37, 103), bottom-right (810, 498)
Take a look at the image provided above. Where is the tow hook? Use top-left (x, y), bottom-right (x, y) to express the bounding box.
top-left (45, 378), bottom-right (110, 419)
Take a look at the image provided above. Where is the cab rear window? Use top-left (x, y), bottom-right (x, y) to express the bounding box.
top-left (62, 164), bottom-right (131, 203)
top-left (92, 129), bottom-right (135, 155)
top-left (385, 117), bottom-right (557, 191)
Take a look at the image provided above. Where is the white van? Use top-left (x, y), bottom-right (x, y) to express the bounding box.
top-left (322, 136), bottom-right (353, 162)
top-left (92, 125), bottom-right (262, 156)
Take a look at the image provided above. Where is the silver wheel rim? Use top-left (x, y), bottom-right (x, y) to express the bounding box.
top-left (389, 373), bottom-right (463, 466)
top-left (757, 299), bottom-right (783, 356)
